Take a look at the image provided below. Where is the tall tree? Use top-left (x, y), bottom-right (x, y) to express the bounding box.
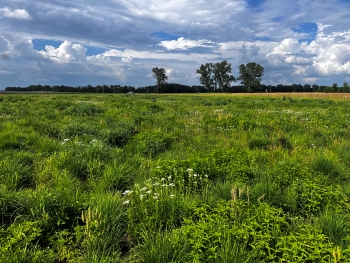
top-left (152, 67), bottom-right (168, 93)
top-left (213, 60), bottom-right (236, 92)
top-left (196, 63), bottom-right (214, 92)
top-left (196, 60), bottom-right (235, 92)
top-left (343, 82), bottom-right (350, 93)
top-left (238, 62), bottom-right (264, 92)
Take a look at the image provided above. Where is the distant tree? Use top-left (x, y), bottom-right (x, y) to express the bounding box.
top-left (323, 86), bottom-right (333, 93)
top-left (343, 82), bottom-right (350, 93)
top-left (196, 60), bottom-right (235, 92)
top-left (196, 63), bottom-right (214, 92)
top-left (238, 62), bottom-right (264, 92)
top-left (332, 83), bottom-right (339, 92)
top-left (152, 67), bottom-right (168, 93)
top-left (213, 60), bottom-right (236, 92)
top-left (303, 84), bottom-right (312, 92)
top-left (312, 84), bottom-right (319, 91)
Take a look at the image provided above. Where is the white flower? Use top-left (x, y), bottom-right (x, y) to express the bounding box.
top-left (64, 138), bottom-right (70, 142)
top-left (204, 174), bottom-right (208, 178)
top-left (140, 194), bottom-right (144, 199)
top-left (153, 182), bottom-right (159, 186)
top-left (162, 184), bottom-right (166, 187)
top-left (122, 190), bottom-right (131, 195)
top-left (91, 139), bottom-right (97, 143)
top-left (156, 166), bottom-right (161, 168)
top-left (193, 174), bottom-right (198, 177)
top-left (186, 168), bottom-right (193, 172)
top-left (140, 187), bottom-right (147, 191)
top-left (146, 190), bottom-right (152, 194)
top-left (123, 200), bottom-right (130, 205)
top-left (161, 178), bottom-right (165, 181)
top-left (153, 196), bottom-right (159, 200)
top-left (169, 183), bottom-right (175, 187)
top-left (170, 194), bottom-right (175, 198)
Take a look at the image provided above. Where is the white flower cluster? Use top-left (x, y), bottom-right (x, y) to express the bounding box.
top-left (60, 138), bottom-right (98, 146)
top-left (121, 177), bottom-right (177, 205)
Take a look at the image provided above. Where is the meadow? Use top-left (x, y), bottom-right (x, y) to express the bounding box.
top-left (0, 93), bottom-right (350, 262)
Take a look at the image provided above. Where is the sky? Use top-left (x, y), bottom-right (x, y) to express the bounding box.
top-left (0, 0), bottom-right (350, 89)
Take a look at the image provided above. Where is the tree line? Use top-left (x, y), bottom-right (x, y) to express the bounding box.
top-left (7, 82), bottom-right (350, 93)
top-left (5, 61), bottom-right (350, 93)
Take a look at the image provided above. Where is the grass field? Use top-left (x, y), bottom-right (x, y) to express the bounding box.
top-left (0, 93), bottom-right (350, 262)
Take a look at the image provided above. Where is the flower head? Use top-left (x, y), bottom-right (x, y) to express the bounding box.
top-left (122, 190), bottom-right (132, 195)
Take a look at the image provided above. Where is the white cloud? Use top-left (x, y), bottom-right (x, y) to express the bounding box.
top-left (158, 37), bottom-right (214, 50)
top-left (103, 48), bottom-right (217, 62)
top-left (165, 68), bottom-right (179, 80)
top-left (0, 7), bottom-right (32, 20)
top-left (302, 77), bottom-right (318, 83)
top-left (285, 56), bottom-right (313, 65)
top-left (39, 40), bottom-right (87, 63)
top-left (121, 57), bottom-right (133, 63)
top-left (269, 38), bottom-right (307, 56)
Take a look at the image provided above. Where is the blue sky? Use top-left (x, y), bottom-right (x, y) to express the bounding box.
top-left (0, 0), bottom-right (350, 88)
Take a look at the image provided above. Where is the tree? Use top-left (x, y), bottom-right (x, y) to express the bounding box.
top-left (196, 63), bottom-right (214, 92)
top-left (332, 83), bottom-right (339, 92)
top-left (343, 82), bottom-right (350, 93)
top-left (196, 60), bottom-right (235, 92)
top-left (238, 62), bottom-right (264, 92)
top-left (303, 84), bottom-right (312, 92)
top-left (152, 67), bottom-right (168, 93)
top-left (213, 60), bottom-right (236, 92)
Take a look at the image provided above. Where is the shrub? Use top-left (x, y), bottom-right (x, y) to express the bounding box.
top-left (103, 122), bottom-right (135, 148)
top-left (315, 209), bottom-right (350, 248)
top-left (248, 137), bottom-right (271, 150)
top-left (133, 131), bottom-right (172, 158)
top-left (67, 103), bottom-right (102, 116)
top-left (311, 155), bottom-right (342, 181)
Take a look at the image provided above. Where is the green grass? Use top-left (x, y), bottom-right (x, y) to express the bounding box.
top-left (0, 93), bottom-right (350, 262)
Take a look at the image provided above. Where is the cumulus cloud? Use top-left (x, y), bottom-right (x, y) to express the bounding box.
top-left (39, 41), bottom-right (87, 63)
top-left (285, 56), bottom-right (313, 65)
top-left (0, 7), bottom-right (32, 20)
top-left (269, 39), bottom-right (307, 56)
top-left (158, 37), bottom-right (215, 50)
top-left (165, 68), bottom-right (179, 80)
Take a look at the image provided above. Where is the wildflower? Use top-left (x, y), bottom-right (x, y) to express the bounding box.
top-left (123, 200), bottom-right (130, 205)
top-left (193, 174), bottom-right (198, 177)
top-left (162, 184), bottom-right (166, 187)
top-left (153, 182), bottom-right (159, 186)
top-left (161, 178), bottom-right (165, 181)
top-left (140, 194), bottom-right (144, 199)
top-left (122, 190), bottom-right (132, 195)
top-left (140, 187), bottom-right (147, 191)
top-left (168, 176), bottom-right (172, 180)
top-left (170, 194), bottom-right (175, 198)
top-left (186, 168), bottom-right (193, 172)
top-left (156, 166), bottom-right (161, 168)
top-left (204, 175), bottom-right (208, 178)
top-left (146, 190), bottom-right (152, 195)
top-left (153, 196), bottom-right (159, 200)
top-left (64, 138), bottom-right (70, 142)
top-left (169, 183), bottom-right (175, 187)
top-left (91, 139), bottom-right (97, 143)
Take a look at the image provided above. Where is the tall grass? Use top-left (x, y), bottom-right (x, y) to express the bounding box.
top-left (0, 93), bottom-right (350, 261)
